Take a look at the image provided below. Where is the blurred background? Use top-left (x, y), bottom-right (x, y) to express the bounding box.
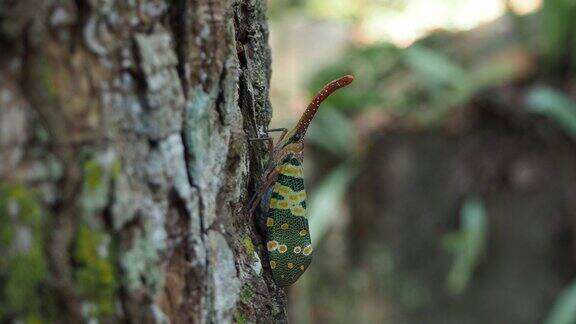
top-left (267, 0), bottom-right (576, 323)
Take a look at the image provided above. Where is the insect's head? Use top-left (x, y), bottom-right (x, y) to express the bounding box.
top-left (280, 75), bottom-right (354, 150)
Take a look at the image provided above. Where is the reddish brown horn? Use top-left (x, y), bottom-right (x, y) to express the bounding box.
top-left (295, 75), bottom-right (354, 135)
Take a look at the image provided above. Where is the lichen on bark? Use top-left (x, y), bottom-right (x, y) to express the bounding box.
top-left (0, 0), bottom-right (287, 322)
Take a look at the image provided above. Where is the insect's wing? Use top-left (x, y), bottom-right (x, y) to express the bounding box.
top-left (265, 157), bottom-right (313, 287)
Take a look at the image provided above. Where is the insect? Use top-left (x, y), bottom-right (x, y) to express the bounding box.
top-left (249, 75), bottom-right (354, 286)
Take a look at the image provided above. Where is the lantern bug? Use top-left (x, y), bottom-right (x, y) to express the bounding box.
top-left (248, 75), bottom-right (354, 286)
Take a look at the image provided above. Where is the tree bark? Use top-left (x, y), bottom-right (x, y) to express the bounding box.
top-left (0, 0), bottom-right (285, 323)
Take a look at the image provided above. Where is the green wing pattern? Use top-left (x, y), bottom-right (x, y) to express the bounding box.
top-left (266, 157), bottom-right (313, 287)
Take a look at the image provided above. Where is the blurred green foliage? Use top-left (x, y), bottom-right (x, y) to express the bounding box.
top-left (527, 86), bottom-right (576, 140)
top-left (303, 28), bottom-right (527, 245)
top-left (545, 279), bottom-right (576, 324)
top-left (287, 1), bottom-right (576, 321)
top-left (541, 0), bottom-right (576, 71)
top-left (297, 0), bottom-right (576, 253)
top-left (307, 109), bottom-right (356, 156)
top-left (308, 38), bottom-right (527, 128)
top-left (308, 161), bottom-right (357, 241)
top-left (442, 198), bottom-right (488, 295)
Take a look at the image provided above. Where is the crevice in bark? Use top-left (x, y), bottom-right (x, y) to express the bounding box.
top-left (131, 40), bottom-right (154, 112)
top-left (168, 0), bottom-right (189, 99)
top-left (101, 176), bottom-right (125, 322)
top-left (214, 65), bottom-right (228, 126)
top-left (116, 212), bottom-right (145, 322)
top-left (73, 0), bottom-right (90, 50)
top-left (168, 189), bottom-right (198, 322)
top-left (20, 29), bottom-right (82, 323)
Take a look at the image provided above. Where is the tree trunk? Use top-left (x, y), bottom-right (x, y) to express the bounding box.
top-left (0, 0), bottom-right (285, 323)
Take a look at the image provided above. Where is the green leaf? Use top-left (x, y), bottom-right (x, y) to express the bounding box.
top-left (545, 279), bottom-right (576, 324)
top-left (444, 197), bottom-right (488, 295)
top-left (404, 45), bottom-right (468, 86)
top-left (308, 161), bottom-right (357, 242)
top-left (307, 108), bottom-right (356, 156)
top-left (527, 86), bottom-right (576, 141)
top-left (541, 0), bottom-right (576, 70)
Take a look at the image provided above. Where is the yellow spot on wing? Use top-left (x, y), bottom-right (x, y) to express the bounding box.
top-left (273, 184), bottom-right (304, 199)
top-left (293, 246), bottom-right (302, 254)
top-left (303, 245), bottom-right (313, 256)
top-left (278, 244), bottom-right (288, 253)
top-left (267, 217), bottom-right (275, 227)
top-left (270, 199), bottom-right (278, 208)
top-left (270, 261), bottom-right (277, 269)
top-left (281, 223), bottom-right (289, 230)
top-left (287, 262), bottom-right (294, 269)
top-left (300, 265), bottom-right (305, 271)
top-left (270, 183), bottom-right (307, 217)
top-left (267, 241), bottom-right (278, 251)
top-left (292, 206), bottom-right (305, 216)
top-left (280, 164), bottom-right (303, 177)
top-left (277, 186), bottom-right (289, 195)
top-left (299, 229), bottom-right (307, 236)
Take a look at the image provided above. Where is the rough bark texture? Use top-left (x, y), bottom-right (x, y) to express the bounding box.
top-left (0, 0), bottom-right (286, 323)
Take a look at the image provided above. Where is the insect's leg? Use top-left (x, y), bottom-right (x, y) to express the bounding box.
top-left (255, 187), bottom-right (273, 236)
top-left (249, 136), bottom-right (274, 157)
top-left (266, 128), bottom-right (288, 142)
top-left (265, 128), bottom-right (286, 133)
top-left (248, 168), bottom-right (279, 216)
top-left (247, 134), bottom-right (276, 216)
top-left (247, 190), bottom-right (262, 214)
top-left (249, 128), bottom-right (287, 155)
top-left (248, 182), bottom-right (270, 216)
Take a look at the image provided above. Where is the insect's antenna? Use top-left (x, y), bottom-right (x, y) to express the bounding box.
top-left (295, 75), bottom-right (354, 135)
